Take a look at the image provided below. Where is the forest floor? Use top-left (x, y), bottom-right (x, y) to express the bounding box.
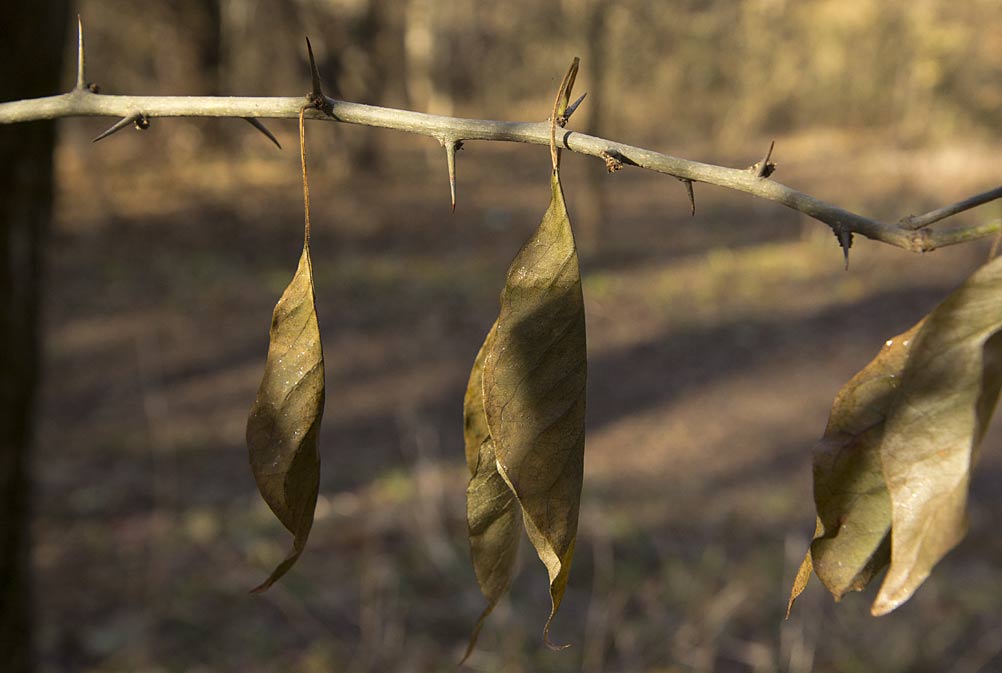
top-left (33, 121), bottom-right (1002, 673)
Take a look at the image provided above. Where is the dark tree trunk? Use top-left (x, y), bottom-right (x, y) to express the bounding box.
top-left (193, 0), bottom-right (224, 95)
top-left (0, 2), bottom-right (70, 671)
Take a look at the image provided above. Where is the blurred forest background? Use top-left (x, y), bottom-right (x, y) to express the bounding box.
top-left (11, 0), bottom-right (1002, 671)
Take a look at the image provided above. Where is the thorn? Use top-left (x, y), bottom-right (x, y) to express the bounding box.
top-left (75, 15), bottom-right (86, 91)
top-left (750, 140), bottom-right (777, 178)
top-left (444, 140), bottom-right (462, 212)
top-left (93, 114), bottom-right (142, 142)
top-left (304, 36), bottom-right (331, 115)
top-left (835, 226), bottom-right (853, 269)
top-left (305, 36), bottom-right (322, 97)
top-left (242, 117), bottom-right (282, 149)
top-left (558, 92), bottom-right (587, 125)
top-left (679, 178), bottom-right (695, 216)
top-left (600, 149), bottom-right (624, 173)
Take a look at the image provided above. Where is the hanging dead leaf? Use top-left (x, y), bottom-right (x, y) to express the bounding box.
top-left (461, 323), bottom-right (521, 663)
top-left (795, 256), bottom-right (1002, 616)
top-left (873, 256), bottom-right (1002, 615)
top-left (799, 321), bottom-right (922, 605)
top-left (246, 107), bottom-right (325, 593)
top-left (483, 170), bottom-right (587, 647)
top-left (246, 244), bottom-right (324, 593)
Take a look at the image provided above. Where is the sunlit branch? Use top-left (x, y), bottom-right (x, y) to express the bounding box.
top-left (1, 88), bottom-right (999, 254)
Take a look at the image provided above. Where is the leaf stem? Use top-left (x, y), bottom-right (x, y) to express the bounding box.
top-left (299, 107), bottom-right (311, 247)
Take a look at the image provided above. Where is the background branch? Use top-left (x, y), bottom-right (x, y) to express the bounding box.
top-left (1, 87), bottom-right (998, 255)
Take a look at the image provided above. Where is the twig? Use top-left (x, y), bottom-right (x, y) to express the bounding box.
top-left (898, 186), bottom-right (1002, 230)
top-left (1, 61), bottom-right (999, 254)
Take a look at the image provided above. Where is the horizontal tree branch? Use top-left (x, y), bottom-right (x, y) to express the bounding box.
top-left (1, 87), bottom-right (999, 255)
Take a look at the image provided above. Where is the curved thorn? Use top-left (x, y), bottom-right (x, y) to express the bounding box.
top-left (243, 117), bottom-right (282, 149)
top-left (75, 15), bottom-right (86, 91)
top-left (444, 140), bottom-right (460, 212)
top-left (93, 114), bottom-right (138, 142)
top-left (305, 36), bottom-right (323, 99)
top-left (680, 178), bottom-right (695, 216)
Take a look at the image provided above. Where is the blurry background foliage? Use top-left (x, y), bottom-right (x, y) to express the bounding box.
top-left (29, 1), bottom-right (1002, 672)
top-left (74, 0), bottom-right (1002, 157)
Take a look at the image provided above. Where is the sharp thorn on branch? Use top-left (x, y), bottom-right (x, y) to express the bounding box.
top-left (835, 226), bottom-right (853, 269)
top-left (750, 140), bottom-right (777, 178)
top-left (93, 114), bottom-right (141, 142)
top-left (75, 15), bottom-right (86, 91)
top-left (304, 36), bottom-right (331, 115)
top-left (560, 92), bottom-right (587, 125)
top-left (444, 139), bottom-right (462, 212)
top-left (679, 178), bottom-right (696, 216)
top-left (242, 117), bottom-right (282, 149)
top-left (305, 36), bottom-right (322, 97)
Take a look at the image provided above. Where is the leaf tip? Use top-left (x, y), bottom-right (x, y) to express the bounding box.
top-left (870, 596), bottom-right (897, 617)
top-left (543, 621), bottom-right (572, 652)
top-left (785, 548), bottom-right (814, 619)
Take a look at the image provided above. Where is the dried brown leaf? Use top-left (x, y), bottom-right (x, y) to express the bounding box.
top-left (873, 257), bottom-right (1002, 614)
top-left (246, 243), bottom-right (324, 593)
top-left (463, 323), bottom-right (496, 476)
top-left (483, 170), bottom-right (586, 648)
top-left (797, 256), bottom-right (1002, 615)
top-left (806, 321), bottom-right (922, 602)
top-left (786, 518), bottom-right (821, 618)
top-left (461, 323), bottom-right (521, 663)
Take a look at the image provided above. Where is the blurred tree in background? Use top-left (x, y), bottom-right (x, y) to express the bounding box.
top-left (73, 0), bottom-right (1002, 150)
top-left (1, 2), bottom-right (69, 672)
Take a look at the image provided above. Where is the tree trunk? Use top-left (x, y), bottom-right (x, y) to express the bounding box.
top-left (0, 3), bottom-right (69, 671)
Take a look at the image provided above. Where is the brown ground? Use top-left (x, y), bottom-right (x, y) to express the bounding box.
top-left (33, 119), bottom-right (1002, 673)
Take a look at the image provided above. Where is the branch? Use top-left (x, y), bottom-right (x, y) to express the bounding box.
top-left (1, 49), bottom-right (998, 255)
